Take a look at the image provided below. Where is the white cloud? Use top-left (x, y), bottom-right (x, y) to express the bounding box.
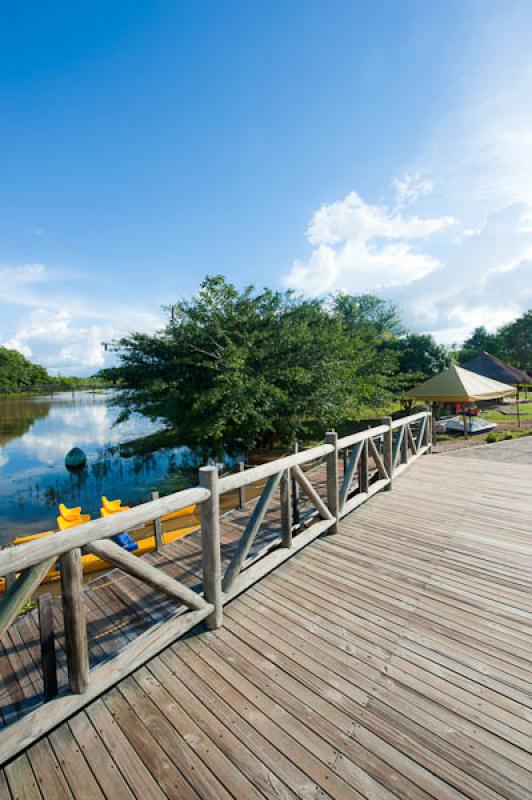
top-left (0, 263), bottom-right (164, 374)
top-left (282, 7), bottom-right (532, 344)
top-left (3, 308), bottom-right (110, 371)
top-left (396, 205), bottom-right (532, 344)
top-left (393, 173), bottom-right (434, 207)
top-left (283, 190), bottom-right (455, 295)
top-left (282, 186), bottom-right (532, 343)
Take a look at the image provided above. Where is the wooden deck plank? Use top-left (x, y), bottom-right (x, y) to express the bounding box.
top-left (1, 450), bottom-right (531, 799)
top-left (48, 725), bottom-right (104, 800)
top-left (85, 698), bottom-right (168, 800)
top-left (4, 752), bottom-right (42, 800)
top-left (26, 739), bottom-right (73, 800)
top-left (102, 686), bottom-right (204, 800)
top-left (67, 712), bottom-right (136, 800)
top-left (159, 642), bottom-right (330, 799)
top-left (204, 622), bottom-right (442, 800)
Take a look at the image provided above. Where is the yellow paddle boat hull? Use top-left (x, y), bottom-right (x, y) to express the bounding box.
top-left (2, 524), bottom-right (199, 593)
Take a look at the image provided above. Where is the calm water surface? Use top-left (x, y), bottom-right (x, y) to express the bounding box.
top-left (0, 390), bottom-right (204, 545)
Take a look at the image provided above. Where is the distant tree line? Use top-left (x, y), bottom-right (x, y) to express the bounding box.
top-left (0, 346), bottom-right (51, 391)
top-left (457, 310), bottom-right (532, 372)
top-left (0, 345), bottom-right (106, 394)
top-left (102, 275), bottom-right (451, 451)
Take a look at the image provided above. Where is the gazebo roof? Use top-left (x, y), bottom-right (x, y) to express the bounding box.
top-left (462, 351), bottom-right (532, 386)
top-left (407, 364), bottom-right (517, 403)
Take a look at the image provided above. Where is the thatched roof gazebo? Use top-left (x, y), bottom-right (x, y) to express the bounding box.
top-left (463, 352), bottom-right (531, 426)
top-left (462, 351), bottom-right (531, 386)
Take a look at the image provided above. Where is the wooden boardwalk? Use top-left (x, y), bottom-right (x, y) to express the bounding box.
top-left (0, 465), bottom-right (326, 729)
top-left (1, 450), bottom-right (531, 799)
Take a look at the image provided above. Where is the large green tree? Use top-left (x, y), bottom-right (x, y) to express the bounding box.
top-left (394, 333), bottom-right (451, 381)
top-left (383, 333), bottom-right (451, 409)
top-left (106, 277), bottom-right (399, 451)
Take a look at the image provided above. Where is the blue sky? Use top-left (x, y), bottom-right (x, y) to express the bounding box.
top-left (1, 1), bottom-right (531, 374)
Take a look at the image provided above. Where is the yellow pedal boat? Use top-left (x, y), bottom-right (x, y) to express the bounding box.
top-left (2, 498), bottom-right (198, 592)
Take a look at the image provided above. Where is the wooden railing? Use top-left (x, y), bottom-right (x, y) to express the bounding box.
top-left (0, 408), bottom-right (431, 763)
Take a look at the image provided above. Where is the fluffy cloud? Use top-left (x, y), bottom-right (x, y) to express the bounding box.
top-left (0, 263), bottom-right (163, 375)
top-left (282, 186), bottom-right (532, 344)
top-left (393, 174), bottom-right (434, 207)
top-left (3, 308), bottom-right (109, 370)
top-left (282, 8), bottom-right (532, 345)
top-left (0, 263), bottom-right (49, 306)
top-left (283, 190), bottom-right (455, 295)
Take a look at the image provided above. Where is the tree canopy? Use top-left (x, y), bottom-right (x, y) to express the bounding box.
top-left (457, 311), bottom-right (532, 372)
top-left (105, 276), bottom-right (400, 451)
top-left (498, 311), bottom-right (532, 371)
top-left (393, 333), bottom-right (451, 382)
top-left (101, 276), bottom-right (530, 450)
top-left (0, 346), bottom-right (51, 392)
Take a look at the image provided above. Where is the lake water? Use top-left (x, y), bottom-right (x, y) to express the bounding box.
top-left (0, 390), bottom-right (205, 545)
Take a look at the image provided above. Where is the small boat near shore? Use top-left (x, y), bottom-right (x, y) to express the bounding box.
top-left (445, 416), bottom-right (497, 435)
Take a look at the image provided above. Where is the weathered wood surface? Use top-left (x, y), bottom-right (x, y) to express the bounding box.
top-left (0, 460), bottom-right (333, 730)
top-left (199, 466), bottom-right (223, 629)
top-left (86, 538), bottom-right (207, 611)
top-left (222, 471), bottom-right (283, 593)
top-left (60, 549), bottom-right (89, 694)
top-left (0, 557), bottom-right (56, 640)
top-left (2, 449), bottom-right (531, 798)
top-left (37, 594), bottom-right (57, 702)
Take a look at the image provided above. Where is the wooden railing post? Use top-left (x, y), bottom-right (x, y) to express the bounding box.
top-left (423, 407), bottom-right (432, 452)
top-left (60, 548), bottom-right (89, 694)
top-left (237, 462), bottom-right (246, 509)
top-left (291, 442), bottom-right (300, 527)
top-left (382, 417), bottom-right (393, 490)
top-left (199, 466), bottom-right (223, 629)
top-left (325, 431), bottom-right (339, 534)
top-left (280, 468), bottom-right (293, 548)
top-left (38, 593), bottom-right (58, 701)
top-left (401, 424), bottom-right (409, 464)
top-left (151, 490), bottom-right (164, 550)
top-left (359, 439), bottom-right (369, 494)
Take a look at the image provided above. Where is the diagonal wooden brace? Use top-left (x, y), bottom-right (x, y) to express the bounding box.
top-left (222, 471), bottom-right (283, 594)
top-left (339, 441), bottom-right (363, 510)
top-left (392, 425), bottom-right (405, 468)
top-left (86, 539), bottom-right (207, 611)
top-left (416, 417), bottom-right (427, 450)
top-left (406, 424), bottom-right (418, 455)
top-left (0, 557), bottom-right (56, 641)
top-left (292, 465), bottom-right (334, 522)
top-left (367, 437), bottom-right (389, 480)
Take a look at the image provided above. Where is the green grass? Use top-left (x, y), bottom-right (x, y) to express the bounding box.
top-left (481, 402), bottom-right (532, 423)
top-left (485, 428), bottom-right (532, 444)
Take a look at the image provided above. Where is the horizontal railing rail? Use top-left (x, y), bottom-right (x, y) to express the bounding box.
top-left (217, 442), bottom-right (333, 494)
top-left (0, 487), bottom-right (208, 577)
top-left (0, 407), bottom-right (432, 765)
